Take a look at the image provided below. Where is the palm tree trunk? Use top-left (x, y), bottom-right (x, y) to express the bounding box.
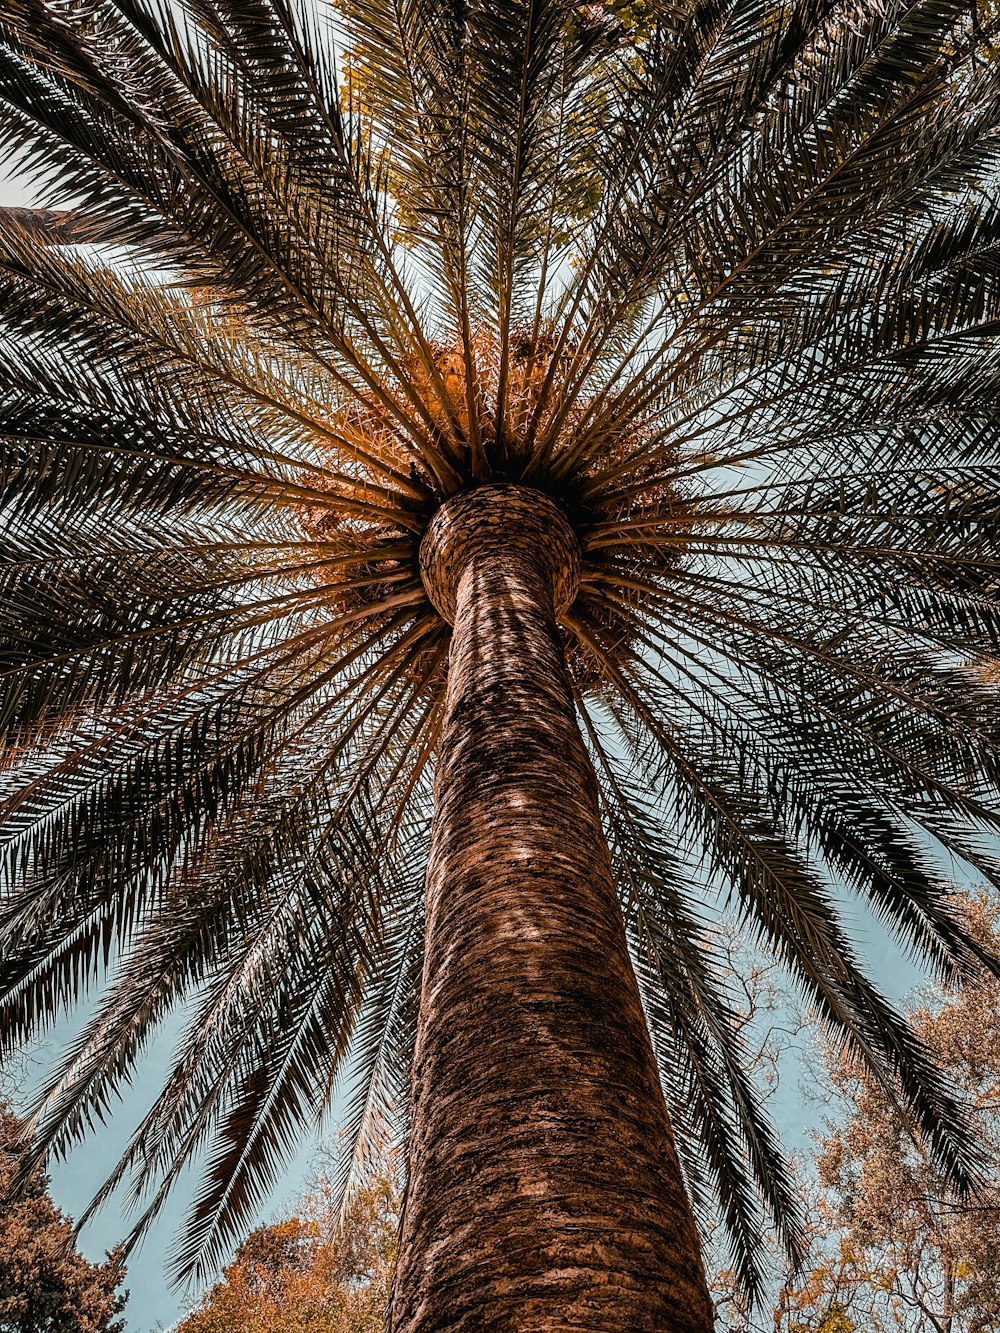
top-left (391, 486), bottom-right (714, 1332)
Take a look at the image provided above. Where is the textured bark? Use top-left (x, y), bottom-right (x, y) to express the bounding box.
top-left (392, 486), bottom-right (714, 1332)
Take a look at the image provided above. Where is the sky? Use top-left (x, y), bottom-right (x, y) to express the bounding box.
top-left (15, 1017), bottom-right (327, 1331)
top-left (14, 866), bottom-right (930, 1331)
top-left (25, 901), bottom-right (923, 1332)
top-left (29, 1027), bottom-right (324, 1332)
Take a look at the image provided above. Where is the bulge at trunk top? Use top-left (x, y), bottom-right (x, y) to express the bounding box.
top-left (418, 485), bottom-right (582, 626)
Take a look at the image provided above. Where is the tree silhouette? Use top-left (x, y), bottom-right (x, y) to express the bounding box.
top-left (2, 0), bottom-right (1000, 1327)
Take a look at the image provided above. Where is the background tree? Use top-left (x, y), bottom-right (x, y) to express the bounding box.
top-left (714, 893), bottom-right (1000, 1333)
top-left (177, 1169), bottom-right (398, 1333)
top-left (0, 1103), bottom-right (127, 1333)
top-left (2, 0), bottom-right (1000, 1327)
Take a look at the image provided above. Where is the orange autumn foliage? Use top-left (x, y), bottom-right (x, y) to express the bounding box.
top-left (177, 1173), bottom-right (398, 1333)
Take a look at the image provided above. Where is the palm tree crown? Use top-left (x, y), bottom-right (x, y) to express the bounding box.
top-left (2, 0), bottom-right (1000, 1308)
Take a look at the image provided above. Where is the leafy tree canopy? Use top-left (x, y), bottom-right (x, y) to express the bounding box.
top-left (716, 892), bottom-right (1000, 1333)
top-left (176, 1170), bottom-right (398, 1333)
top-left (0, 1104), bottom-right (127, 1333)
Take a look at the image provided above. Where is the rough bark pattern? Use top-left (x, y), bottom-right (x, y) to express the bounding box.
top-left (393, 487), bottom-right (714, 1332)
top-left (419, 486), bottom-right (581, 625)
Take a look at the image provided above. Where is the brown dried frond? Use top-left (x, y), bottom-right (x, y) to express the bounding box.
top-left (558, 427), bottom-right (694, 690)
top-left (402, 348), bottom-right (472, 441)
top-left (294, 441), bottom-right (420, 626)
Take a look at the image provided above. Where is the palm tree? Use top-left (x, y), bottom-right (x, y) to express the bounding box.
top-left (2, 0), bottom-right (1000, 1326)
